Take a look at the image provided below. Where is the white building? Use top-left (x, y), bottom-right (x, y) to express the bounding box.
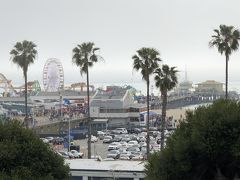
top-left (90, 87), bottom-right (146, 127)
top-left (66, 159), bottom-right (145, 180)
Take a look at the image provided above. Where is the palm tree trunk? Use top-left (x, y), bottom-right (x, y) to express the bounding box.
top-left (161, 89), bottom-right (167, 150)
top-left (225, 55), bottom-right (229, 99)
top-left (146, 78), bottom-right (150, 157)
top-left (86, 65), bottom-right (91, 159)
top-left (24, 72), bottom-right (28, 128)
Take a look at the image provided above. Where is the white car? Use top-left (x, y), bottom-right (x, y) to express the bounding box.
top-left (119, 141), bottom-right (129, 149)
top-left (70, 150), bottom-right (84, 158)
top-left (108, 142), bottom-right (120, 151)
top-left (119, 152), bottom-right (131, 160)
top-left (127, 140), bottom-right (139, 148)
top-left (107, 150), bottom-right (120, 159)
top-left (97, 131), bottom-right (105, 140)
top-left (40, 138), bottom-right (49, 143)
top-left (91, 135), bottom-right (98, 143)
top-left (103, 136), bottom-right (113, 143)
top-left (112, 128), bottom-right (128, 134)
top-left (131, 152), bottom-right (144, 160)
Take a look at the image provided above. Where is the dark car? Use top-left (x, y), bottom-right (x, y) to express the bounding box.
top-left (128, 128), bottom-right (142, 134)
top-left (52, 137), bottom-right (64, 145)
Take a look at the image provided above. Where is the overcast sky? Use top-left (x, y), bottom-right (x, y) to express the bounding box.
top-left (0, 0), bottom-right (240, 92)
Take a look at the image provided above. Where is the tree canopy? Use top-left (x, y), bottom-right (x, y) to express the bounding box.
top-left (132, 47), bottom-right (161, 156)
top-left (209, 25), bottom-right (240, 99)
top-left (145, 99), bottom-right (240, 180)
top-left (0, 120), bottom-right (69, 179)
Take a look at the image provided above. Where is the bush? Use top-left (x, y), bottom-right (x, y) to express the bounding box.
top-left (145, 99), bottom-right (240, 180)
top-left (0, 120), bottom-right (69, 179)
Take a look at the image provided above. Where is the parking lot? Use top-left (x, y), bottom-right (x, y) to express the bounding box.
top-left (75, 138), bottom-right (109, 158)
top-left (45, 127), bottom-right (175, 160)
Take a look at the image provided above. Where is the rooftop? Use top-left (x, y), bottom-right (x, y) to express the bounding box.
top-left (65, 159), bottom-right (145, 172)
top-left (36, 90), bottom-right (95, 97)
top-left (93, 88), bottom-right (127, 100)
top-left (197, 80), bottom-right (223, 85)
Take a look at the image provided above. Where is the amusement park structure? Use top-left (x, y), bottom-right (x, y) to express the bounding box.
top-left (43, 58), bottom-right (64, 92)
top-left (0, 73), bottom-right (15, 97)
top-left (68, 82), bottom-right (94, 92)
top-left (0, 73), bottom-right (41, 97)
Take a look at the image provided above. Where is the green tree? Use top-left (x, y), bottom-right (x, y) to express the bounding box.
top-left (154, 65), bottom-right (178, 150)
top-left (132, 47), bottom-right (161, 156)
top-left (145, 99), bottom-right (240, 180)
top-left (209, 24), bottom-right (240, 99)
top-left (0, 120), bottom-right (69, 179)
top-left (72, 42), bottom-right (102, 159)
top-left (10, 40), bottom-right (37, 127)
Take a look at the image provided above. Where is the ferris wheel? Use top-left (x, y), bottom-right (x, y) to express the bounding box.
top-left (43, 58), bottom-right (64, 92)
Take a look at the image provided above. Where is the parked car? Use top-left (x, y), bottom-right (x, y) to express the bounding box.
top-left (139, 142), bottom-right (147, 148)
top-left (121, 135), bottom-right (131, 142)
top-left (119, 152), bottom-right (131, 160)
top-left (58, 151), bottom-right (74, 159)
top-left (91, 135), bottom-right (98, 143)
top-left (127, 147), bottom-right (140, 153)
top-left (128, 127), bottom-right (141, 134)
top-left (129, 134), bottom-right (140, 141)
top-left (131, 152), bottom-right (144, 160)
top-left (70, 150), bottom-right (84, 158)
top-left (112, 128), bottom-right (128, 134)
top-left (52, 137), bottom-right (64, 145)
top-left (97, 131), bottom-right (105, 140)
top-left (127, 140), bottom-right (139, 148)
top-left (68, 151), bottom-right (75, 159)
top-left (108, 142), bottom-right (120, 151)
top-left (103, 136), bottom-right (113, 143)
top-left (57, 151), bottom-right (69, 159)
top-left (107, 150), bottom-right (120, 159)
top-left (45, 136), bottom-right (54, 143)
top-left (40, 138), bottom-right (49, 143)
top-left (118, 141), bottom-right (129, 149)
top-left (112, 135), bottom-right (122, 142)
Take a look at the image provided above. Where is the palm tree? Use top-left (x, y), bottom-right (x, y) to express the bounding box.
top-left (209, 24), bottom-right (240, 99)
top-left (10, 40), bottom-right (37, 127)
top-left (72, 42), bottom-right (102, 159)
top-left (154, 65), bottom-right (178, 150)
top-left (132, 47), bottom-right (161, 156)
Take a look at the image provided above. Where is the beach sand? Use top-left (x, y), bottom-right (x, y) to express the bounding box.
top-left (153, 108), bottom-right (193, 120)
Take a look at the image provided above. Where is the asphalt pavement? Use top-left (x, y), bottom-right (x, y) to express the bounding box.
top-left (75, 138), bottom-right (108, 159)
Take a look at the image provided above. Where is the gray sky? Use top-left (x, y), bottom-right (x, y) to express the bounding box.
top-left (0, 0), bottom-right (240, 92)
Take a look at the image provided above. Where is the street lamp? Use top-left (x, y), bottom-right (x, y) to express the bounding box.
top-left (68, 115), bottom-right (71, 152)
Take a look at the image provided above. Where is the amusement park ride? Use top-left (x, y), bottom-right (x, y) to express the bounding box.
top-left (0, 58), bottom-right (95, 97)
top-left (0, 73), bottom-right (41, 97)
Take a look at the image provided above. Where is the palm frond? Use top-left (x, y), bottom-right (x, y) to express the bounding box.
top-left (72, 42), bottom-right (102, 76)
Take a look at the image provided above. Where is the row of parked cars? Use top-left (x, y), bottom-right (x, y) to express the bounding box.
top-left (97, 127), bottom-right (174, 160)
top-left (57, 150), bottom-right (84, 159)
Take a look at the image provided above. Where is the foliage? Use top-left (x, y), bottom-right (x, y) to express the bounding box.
top-left (209, 24), bottom-right (240, 99)
top-left (72, 42), bottom-right (102, 159)
top-left (209, 25), bottom-right (240, 57)
top-left (132, 47), bottom-right (161, 156)
top-left (145, 99), bottom-right (240, 180)
top-left (154, 65), bottom-right (178, 93)
top-left (10, 40), bottom-right (37, 77)
top-left (154, 64), bottom-right (178, 150)
top-left (132, 47), bottom-right (161, 82)
top-left (0, 120), bottom-right (69, 179)
top-left (10, 40), bottom-right (37, 126)
top-left (72, 42), bottom-right (102, 75)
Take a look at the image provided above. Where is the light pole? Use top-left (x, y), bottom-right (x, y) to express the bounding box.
top-left (68, 115), bottom-right (71, 152)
